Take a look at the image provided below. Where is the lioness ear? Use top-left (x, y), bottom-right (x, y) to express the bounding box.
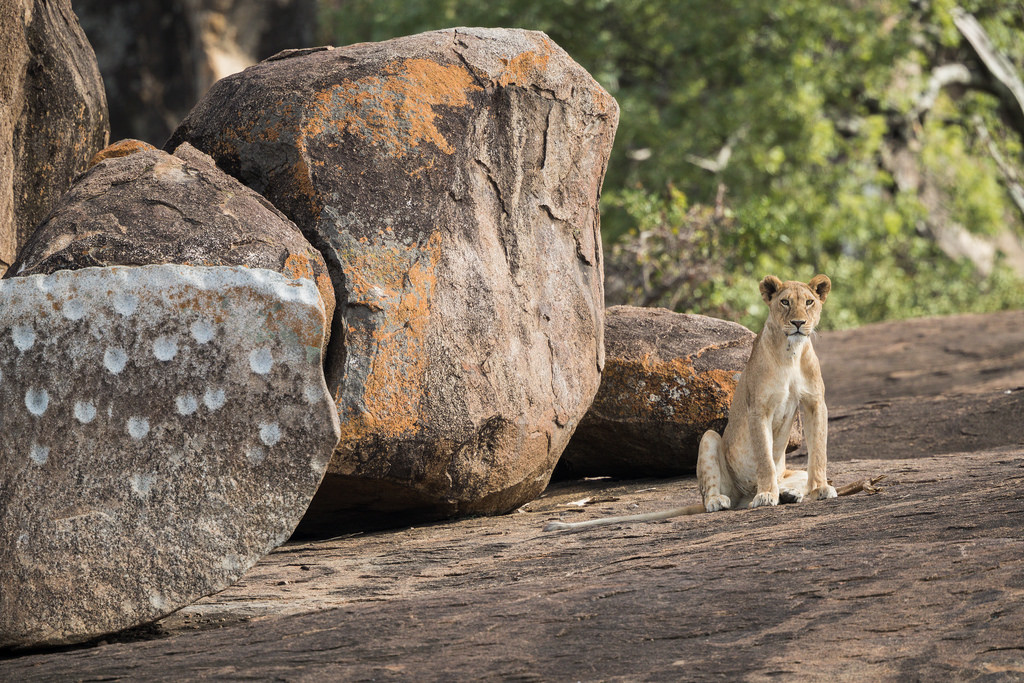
top-left (759, 275), bottom-right (783, 304)
top-left (809, 274), bottom-right (831, 303)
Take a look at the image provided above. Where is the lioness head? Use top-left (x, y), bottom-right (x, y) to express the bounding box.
top-left (759, 274), bottom-right (831, 339)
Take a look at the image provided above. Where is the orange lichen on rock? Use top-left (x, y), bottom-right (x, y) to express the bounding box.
top-left (88, 140), bottom-right (158, 168)
top-left (300, 58), bottom-right (482, 160)
top-left (596, 354), bottom-right (741, 426)
top-left (315, 272), bottom-right (335, 323)
top-left (334, 231), bottom-right (443, 448)
top-left (493, 50), bottom-right (551, 88)
top-left (262, 295), bottom-right (325, 352)
top-left (289, 152), bottom-right (324, 224)
top-left (282, 252), bottom-right (335, 327)
top-left (282, 252), bottom-right (314, 281)
top-left (130, 274), bottom-right (323, 355)
top-left (160, 288), bottom-right (229, 326)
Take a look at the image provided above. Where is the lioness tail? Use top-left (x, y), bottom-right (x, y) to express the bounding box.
top-left (542, 503), bottom-right (705, 532)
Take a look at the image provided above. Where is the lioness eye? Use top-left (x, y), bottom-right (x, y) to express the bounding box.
top-left (806, 299), bottom-right (814, 306)
top-left (781, 299), bottom-right (790, 306)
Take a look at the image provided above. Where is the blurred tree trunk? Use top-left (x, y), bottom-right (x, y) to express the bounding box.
top-left (879, 7), bottom-right (1024, 277)
top-left (72, 0), bottom-right (317, 146)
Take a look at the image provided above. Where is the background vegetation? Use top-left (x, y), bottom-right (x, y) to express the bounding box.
top-left (320, 0), bottom-right (1024, 330)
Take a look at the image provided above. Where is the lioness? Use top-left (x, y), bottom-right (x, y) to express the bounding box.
top-left (544, 274), bottom-right (837, 532)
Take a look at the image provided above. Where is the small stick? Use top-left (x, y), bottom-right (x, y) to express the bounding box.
top-left (836, 474), bottom-right (887, 497)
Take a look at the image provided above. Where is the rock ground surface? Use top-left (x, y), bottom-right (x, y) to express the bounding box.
top-left (0, 265), bottom-right (340, 649)
top-left (2, 309), bottom-right (1023, 678)
top-left (169, 28), bottom-right (618, 518)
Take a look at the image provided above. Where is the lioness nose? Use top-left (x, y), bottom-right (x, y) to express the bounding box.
top-left (792, 320), bottom-right (806, 329)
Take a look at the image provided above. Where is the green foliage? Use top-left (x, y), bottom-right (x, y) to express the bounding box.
top-left (319, 0), bottom-right (1024, 329)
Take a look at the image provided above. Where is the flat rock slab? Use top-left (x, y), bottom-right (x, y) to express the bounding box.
top-left (0, 264), bottom-right (339, 648)
top-left (2, 452), bottom-right (1022, 679)
top-left (817, 309), bottom-right (1024, 405)
top-left (787, 309), bottom-right (1024, 463)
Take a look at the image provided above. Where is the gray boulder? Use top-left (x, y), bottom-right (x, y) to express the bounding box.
top-left (0, 0), bottom-right (109, 275)
top-left (167, 28), bottom-right (618, 518)
top-left (0, 264), bottom-right (340, 649)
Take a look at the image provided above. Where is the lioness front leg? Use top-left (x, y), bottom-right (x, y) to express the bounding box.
top-left (748, 419), bottom-right (778, 508)
top-left (802, 398), bottom-right (837, 500)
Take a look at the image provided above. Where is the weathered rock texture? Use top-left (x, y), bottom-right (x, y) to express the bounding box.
top-left (7, 142), bottom-right (335, 325)
top-left (168, 28), bottom-right (619, 518)
top-left (0, 264), bottom-right (340, 649)
top-left (557, 306), bottom-right (757, 478)
top-left (0, 0), bottom-right (109, 275)
top-left (72, 0), bottom-right (318, 144)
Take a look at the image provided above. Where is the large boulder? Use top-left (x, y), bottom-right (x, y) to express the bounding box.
top-left (0, 264), bottom-right (340, 649)
top-left (557, 306), bottom-right (758, 478)
top-left (168, 28), bottom-right (618, 518)
top-left (0, 0), bottom-right (109, 275)
top-left (8, 141), bottom-right (334, 325)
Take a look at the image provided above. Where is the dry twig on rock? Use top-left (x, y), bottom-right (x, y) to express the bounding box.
top-left (836, 475), bottom-right (887, 497)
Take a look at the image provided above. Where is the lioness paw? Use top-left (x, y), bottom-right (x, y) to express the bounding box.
top-left (809, 485), bottom-right (838, 500)
top-left (705, 494), bottom-right (731, 512)
top-left (779, 487), bottom-right (804, 504)
top-left (749, 491), bottom-right (778, 509)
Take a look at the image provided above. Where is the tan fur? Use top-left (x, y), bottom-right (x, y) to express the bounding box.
top-left (544, 274), bottom-right (836, 532)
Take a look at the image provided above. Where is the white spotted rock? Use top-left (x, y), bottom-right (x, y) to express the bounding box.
top-left (0, 264), bottom-right (340, 649)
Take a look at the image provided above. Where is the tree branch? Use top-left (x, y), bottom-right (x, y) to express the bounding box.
top-left (909, 63), bottom-right (978, 121)
top-left (973, 115), bottom-right (1024, 220)
top-left (684, 125), bottom-right (749, 174)
top-left (952, 7), bottom-right (1024, 137)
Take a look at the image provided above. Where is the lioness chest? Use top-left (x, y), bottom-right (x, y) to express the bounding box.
top-left (766, 361), bottom-right (807, 438)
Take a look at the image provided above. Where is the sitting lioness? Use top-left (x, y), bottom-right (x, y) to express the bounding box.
top-left (544, 274), bottom-right (837, 532)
